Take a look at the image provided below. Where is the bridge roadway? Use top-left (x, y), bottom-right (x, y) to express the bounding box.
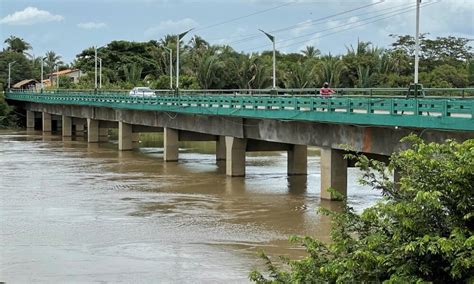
top-left (6, 90), bottom-right (474, 200)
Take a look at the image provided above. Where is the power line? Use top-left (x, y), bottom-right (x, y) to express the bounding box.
top-left (274, 1), bottom-right (440, 50)
top-left (194, 1), bottom-right (297, 32)
top-left (224, 0), bottom-right (386, 45)
top-left (247, 1), bottom-right (438, 51)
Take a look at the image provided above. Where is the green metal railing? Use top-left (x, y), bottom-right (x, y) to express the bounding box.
top-left (5, 90), bottom-right (474, 131)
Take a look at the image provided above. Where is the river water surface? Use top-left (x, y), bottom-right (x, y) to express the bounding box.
top-left (0, 130), bottom-right (380, 283)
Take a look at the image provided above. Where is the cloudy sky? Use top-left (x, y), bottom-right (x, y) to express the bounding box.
top-left (1, 0), bottom-right (473, 63)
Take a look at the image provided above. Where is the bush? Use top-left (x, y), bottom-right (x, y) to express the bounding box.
top-left (250, 136), bottom-right (474, 283)
top-left (0, 92), bottom-right (18, 128)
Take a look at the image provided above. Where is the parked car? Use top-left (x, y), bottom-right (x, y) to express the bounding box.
top-left (129, 87), bottom-right (156, 97)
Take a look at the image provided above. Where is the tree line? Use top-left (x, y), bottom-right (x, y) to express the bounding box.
top-left (1, 34), bottom-right (473, 90)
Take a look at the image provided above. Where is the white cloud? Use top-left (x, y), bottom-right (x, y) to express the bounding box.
top-left (0, 7), bottom-right (63, 25)
top-left (144, 18), bottom-right (198, 37)
top-left (77, 22), bottom-right (107, 29)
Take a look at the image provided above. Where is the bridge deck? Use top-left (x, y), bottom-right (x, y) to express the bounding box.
top-left (6, 91), bottom-right (474, 131)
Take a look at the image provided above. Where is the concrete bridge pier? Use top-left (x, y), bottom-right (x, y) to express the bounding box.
top-left (42, 112), bottom-right (52, 133)
top-left (72, 118), bottom-right (86, 137)
top-left (164, 128), bottom-right (179, 161)
top-left (26, 110), bottom-right (35, 131)
top-left (119, 122), bottom-right (133, 151)
top-left (99, 128), bottom-right (108, 142)
top-left (288, 145), bottom-right (307, 175)
top-left (87, 119), bottom-right (100, 143)
top-left (320, 147), bottom-right (347, 200)
top-left (132, 133), bottom-right (140, 148)
top-left (216, 136), bottom-right (226, 161)
top-left (225, 136), bottom-right (247, 177)
top-left (62, 115), bottom-right (72, 137)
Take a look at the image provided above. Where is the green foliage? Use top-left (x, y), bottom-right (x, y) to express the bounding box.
top-left (4, 36), bottom-right (31, 56)
top-left (2, 33), bottom-right (472, 90)
top-left (0, 92), bottom-right (18, 128)
top-left (0, 50), bottom-right (33, 88)
top-left (250, 136), bottom-right (474, 283)
top-left (468, 60), bottom-right (474, 87)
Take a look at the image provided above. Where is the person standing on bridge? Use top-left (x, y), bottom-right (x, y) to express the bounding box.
top-left (319, 82), bottom-right (335, 97)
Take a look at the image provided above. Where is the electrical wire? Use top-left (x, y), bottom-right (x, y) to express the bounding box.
top-left (225, 0), bottom-right (387, 45)
top-left (194, 1), bottom-right (298, 32)
top-left (247, 1), bottom-right (439, 51)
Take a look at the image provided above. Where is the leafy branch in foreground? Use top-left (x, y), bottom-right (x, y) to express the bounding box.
top-left (250, 135), bottom-right (474, 283)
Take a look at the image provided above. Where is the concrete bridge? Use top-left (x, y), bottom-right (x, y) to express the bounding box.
top-left (6, 90), bottom-right (474, 200)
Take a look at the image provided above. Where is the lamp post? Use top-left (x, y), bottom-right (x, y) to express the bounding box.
top-left (163, 47), bottom-right (173, 90)
top-left (176, 28), bottom-right (193, 91)
top-left (56, 65), bottom-right (59, 89)
top-left (8, 61), bottom-right (16, 89)
top-left (98, 57), bottom-right (103, 89)
top-left (40, 57), bottom-right (44, 91)
top-left (259, 29), bottom-right (276, 89)
top-left (414, 0), bottom-right (421, 84)
top-left (95, 46), bottom-right (98, 89)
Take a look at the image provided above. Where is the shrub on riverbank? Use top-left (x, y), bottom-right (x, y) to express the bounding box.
top-left (250, 136), bottom-right (474, 283)
top-left (0, 92), bottom-right (18, 128)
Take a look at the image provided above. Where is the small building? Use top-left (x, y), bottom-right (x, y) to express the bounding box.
top-left (49, 69), bottom-right (85, 84)
top-left (12, 79), bottom-right (39, 90)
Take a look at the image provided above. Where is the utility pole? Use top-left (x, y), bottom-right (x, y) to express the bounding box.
top-left (176, 28), bottom-right (193, 91)
top-left (164, 47), bottom-right (173, 89)
top-left (56, 65), bottom-right (59, 89)
top-left (40, 58), bottom-right (44, 91)
top-left (414, 0), bottom-right (421, 84)
top-left (95, 46), bottom-right (98, 89)
top-left (8, 61), bottom-right (16, 89)
top-left (259, 29), bottom-right (276, 89)
top-left (99, 57), bottom-right (102, 89)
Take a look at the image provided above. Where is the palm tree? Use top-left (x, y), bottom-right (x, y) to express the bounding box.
top-left (196, 51), bottom-right (222, 89)
top-left (318, 55), bottom-right (346, 87)
top-left (123, 63), bottom-right (143, 85)
top-left (284, 61), bottom-right (318, 88)
top-left (4, 36), bottom-right (32, 57)
top-left (44, 51), bottom-right (64, 74)
top-left (301, 46), bottom-right (320, 58)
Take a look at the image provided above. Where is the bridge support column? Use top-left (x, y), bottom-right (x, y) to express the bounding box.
top-left (74, 124), bottom-right (85, 136)
top-left (225, 136), bottom-right (247, 177)
top-left (132, 133), bottom-right (140, 148)
top-left (26, 111), bottom-right (35, 130)
top-left (99, 128), bottom-right (108, 142)
top-left (216, 136), bottom-right (226, 161)
top-left (164, 128), bottom-right (179, 161)
top-left (42, 112), bottom-right (52, 132)
top-left (87, 118), bottom-right (99, 143)
top-left (119, 122), bottom-right (133, 151)
top-left (320, 147), bottom-right (347, 200)
top-left (62, 115), bottom-right (72, 137)
top-left (288, 144), bottom-right (307, 175)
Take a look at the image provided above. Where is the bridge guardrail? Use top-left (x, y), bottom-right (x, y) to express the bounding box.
top-left (5, 91), bottom-right (474, 131)
top-left (8, 87), bottom-right (474, 98)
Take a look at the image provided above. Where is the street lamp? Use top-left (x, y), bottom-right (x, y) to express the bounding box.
top-left (163, 47), bottom-right (173, 90)
top-left (414, 0), bottom-right (421, 84)
top-left (259, 29), bottom-right (276, 89)
top-left (40, 56), bottom-right (47, 91)
top-left (95, 46), bottom-right (98, 89)
top-left (176, 28), bottom-right (193, 91)
top-left (98, 57), bottom-right (103, 89)
top-left (56, 65), bottom-right (59, 89)
top-left (8, 61), bottom-right (16, 89)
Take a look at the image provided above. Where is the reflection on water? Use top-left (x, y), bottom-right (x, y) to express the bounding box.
top-left (0, 130), bottom-right (380, 283)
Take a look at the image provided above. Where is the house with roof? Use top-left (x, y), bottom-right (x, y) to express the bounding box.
top-left (12, 79), bottom-right (39, 90)
top-left (49, 69), bottom-right (85, 84)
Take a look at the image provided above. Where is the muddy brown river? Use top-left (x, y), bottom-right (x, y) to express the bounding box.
top-left (0, 130), bottom-right (380, 283)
